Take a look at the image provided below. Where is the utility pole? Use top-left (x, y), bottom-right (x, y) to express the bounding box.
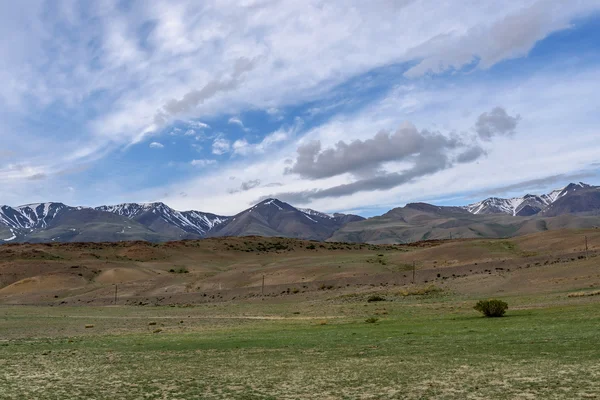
top-left (114, 284), bottom-right (118, 305)
top-left (262, 275), bottom-right (265, 295)
top-left (412, 261), bottom-right (416, 284)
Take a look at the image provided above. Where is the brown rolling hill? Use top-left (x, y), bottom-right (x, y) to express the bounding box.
top-left (1, 229), bottom-right (599, 305)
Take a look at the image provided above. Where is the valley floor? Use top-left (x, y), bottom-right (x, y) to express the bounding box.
top-left (1, 288), bottom-right (600, 399)
top-left (1, 230), bottom-right (600, 399)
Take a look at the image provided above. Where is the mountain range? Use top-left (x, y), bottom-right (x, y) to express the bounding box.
top-left (0, 198), bottom-right (363, 244)
top-left (1, 182), bottom-right (599, 244)
top-left (463, 182), bottom-right (595, 216)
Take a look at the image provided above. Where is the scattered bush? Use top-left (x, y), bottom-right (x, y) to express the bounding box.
top-left (365, 317), bottom-right (379, 324)
top-left (474, 299), bottom-right (508, 317)
top-left (169, 267), bottom-right (189, 274)
top-left (367, 295), bottom-right (386, 302)
top-left (398, 285), bottom-right (442, 297)
top-left (568, 290), bottom-right (600, 298)
top-left (318, 284), bottom-right (335, 290)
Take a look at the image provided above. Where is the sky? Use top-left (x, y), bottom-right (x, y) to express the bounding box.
top-left (1, 0), bottom-right (600, 217)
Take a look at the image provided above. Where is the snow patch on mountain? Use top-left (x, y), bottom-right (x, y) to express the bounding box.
top-left (0, 203), bottom-right (68, 229)
top-left (2, 228), bottom-right (16, 241)
top-left (465, 182), bottom-right (593, 216)
top-left (299, 208), bottom-right (335, 219)
top-left (96, 202), bottom-right (229, 237)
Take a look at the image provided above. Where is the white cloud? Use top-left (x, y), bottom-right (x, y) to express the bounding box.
top-left (188, 121), bottom-right (210, 129)
top-left (5, 0), bottom-right (592, 150)
top-left (191, 159), bottom-right (217, 167)
top-left (184, 129), bottom-right (196, 136)
top-left (149, 142), bottom-right (164, 149)
top-left (228, 117), bottom-right (244, 127)
top-left (232, 130), bottom-right (290, 156)
top-left (212, 137), bottom-right (231, 155)
top-left (404, 1), bottom-right (594, 77)
top-left (232, 119), bottom-right (301, 156)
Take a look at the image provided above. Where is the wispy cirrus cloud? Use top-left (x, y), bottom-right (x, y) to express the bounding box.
top-left (1, 0), bottom-right (599, 214)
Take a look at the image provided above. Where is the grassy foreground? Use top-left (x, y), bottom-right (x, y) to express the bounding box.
top-left (1, 293), bottom-right (599, 399)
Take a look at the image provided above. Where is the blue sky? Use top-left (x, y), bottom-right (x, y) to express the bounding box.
top-left (1, 1), bottom-right (599, 217)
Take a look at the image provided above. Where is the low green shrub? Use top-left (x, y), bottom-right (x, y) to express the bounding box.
top-left (365, 317), bottom-right (379, 324)
top-left (367, 295), bottom-right (386, 302)
top-left (474, 299), bottom-right (508, 317)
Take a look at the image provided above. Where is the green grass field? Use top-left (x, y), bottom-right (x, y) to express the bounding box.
top-left (1, 290), bottom-right (599, 399)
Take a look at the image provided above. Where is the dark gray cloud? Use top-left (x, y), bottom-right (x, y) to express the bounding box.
top-left (475, 107), bottom-right (520, 141)
top-left (228, 179), bottom-right (262, 194)
top-left (264, 159), bottom-right (449, 205)
top-left (456, 146), bottom-right (487, 163)
top-left (473, 172), bottom-right (597, 198)
top-left (26, 173), bottom-right (47, 181)
top-left (154, 57), bottom-right (256, 126)
top-left (286, 124), bottom-right (464, 180)
top-left (263, 182), bottom-right (283, 188)
top-left (263, 107), bottom-right (518, 204)
top-left (262, 137), bottom-right (486, 205)
top-left (241, 179), bottom-right (261, 191)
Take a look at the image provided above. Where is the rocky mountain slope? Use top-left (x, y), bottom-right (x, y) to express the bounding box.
top-left (0, 200), bottom-right (363, 243)
top-left (208, 199), bottom-right (364, 241)
top-left (0, 203), bottom-right (179, 243)
top-left (331, 182), bottom-right (600, 244)
top-left (330, 201), bottom-right (600, 244)
top-left (541, 184), bottom-right (600, 216)
top-left (96, 202), bottom-right (229, 238)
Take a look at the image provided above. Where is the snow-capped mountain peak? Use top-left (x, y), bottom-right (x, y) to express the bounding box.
top-left (465, 182), bottom-right (594, 216)
top-left (0, 202), bottom-right (68, 229)
top-left (96, 202), bottom-right (229, 237)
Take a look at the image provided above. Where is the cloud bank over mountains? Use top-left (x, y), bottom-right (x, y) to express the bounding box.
top-left (264, 107), bottom-right (518, 204)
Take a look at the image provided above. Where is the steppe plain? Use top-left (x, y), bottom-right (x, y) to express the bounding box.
top-left (1, 229), bottom-right (599, 399)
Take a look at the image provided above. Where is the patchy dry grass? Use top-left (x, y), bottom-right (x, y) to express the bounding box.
top-left (1, 293), bottom-right (600, 399)
top-left (397, 284), bottom-right (444, 297)
top-left (568, 289), bottom-right (600, 298)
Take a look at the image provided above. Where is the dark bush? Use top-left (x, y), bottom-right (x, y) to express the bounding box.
top-left (367, 295), bottom-right (386, 302)
top-left (365, 317), bottom-right (379, 324)
top-left (474, 299), bottom-right (508, 317)
top-left (169, 267), bottom-right (188, 274)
